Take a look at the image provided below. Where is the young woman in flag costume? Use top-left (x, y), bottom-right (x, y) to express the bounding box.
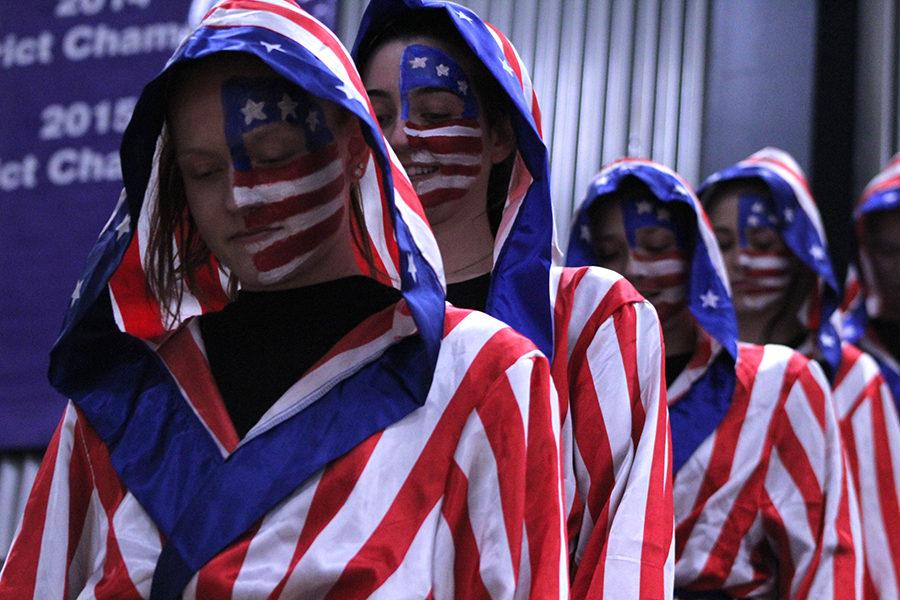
top-left (842, 154), bottom-right (900, 409)
top-left (568, 158), bottom-right (861, 598)
top-left (700, 148), bottom-right (900, 598)
top-left (353, 2), bottom-right (674, 598)
top-left (0, 1), bottom-right (569, 598)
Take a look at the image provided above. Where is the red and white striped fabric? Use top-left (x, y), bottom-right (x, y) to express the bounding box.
top-left (832, 342), bottom-right (900, 599)
top-left (674, 342), bottom-right (862, 598)
top-left (0, 307), bottom-right (568, 599)
top-left (549, 266), bottom-right (674, 599)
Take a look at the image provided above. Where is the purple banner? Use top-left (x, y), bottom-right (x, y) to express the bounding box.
top-left (0, 0), bottom-right (192, 450)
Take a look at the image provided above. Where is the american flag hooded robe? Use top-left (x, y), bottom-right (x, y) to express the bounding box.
top-left (0, 2), bottom-right (568, 598)
top-left (352, 3), bottom-right (674, 598)
top-left (569, 158), bottom-right (862, 598)
top-left (701, 148), bottom-right (900, 598)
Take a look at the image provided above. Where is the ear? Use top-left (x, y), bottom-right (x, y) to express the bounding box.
top-left (488, 115), bottom-right (516, 165)
top-left (346, 120), bottom-right (371, 181)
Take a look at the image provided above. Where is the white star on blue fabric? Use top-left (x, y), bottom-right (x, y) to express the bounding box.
top-left (821, 333), bottom-right (836, 347)
top-left (115, 214), bottom-right (130, 241)
top-left (636, 200), bottom-right (653, 214)
top-left (700, 289), bottom-right (720, 309)
top-left (278, 94), bottom-right (299, 120)
top-left (336, 82), bottom-right (355, 100)
top-left (241, 99), bottom-right (267, 125)
top-left (409, 56), bottom-right (428, 69)
top-left (456, 10), bottom-right (473, 22)
top-left (436, 64), bottom-right (450, 77)
top-left (71, 280), bottom-right (83, 307)
top-left (261, 42), bottom-right (283, 54)
top-left (810, 245), bottom-right (825, 261)
top-left (407, 253), bottom-right (418, 282)
top-left (783, 208), bottom-right (795, 222)
top-left (580, 224), bottom-right (591, 241)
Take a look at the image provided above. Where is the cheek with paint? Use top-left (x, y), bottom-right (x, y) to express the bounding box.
top-left (622, 197), bottom-right (690, 320)
top-left (735, 193), bottom-right (792, 310)
top-left (223, 78), bottom-right (346, 285)
top-left (400, 44), bottom-right (484, 207)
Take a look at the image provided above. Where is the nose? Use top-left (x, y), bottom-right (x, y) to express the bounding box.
top-left (386, 118), bottom-right (410, 154)
top-left (225, 172), bottom-right (266, 214)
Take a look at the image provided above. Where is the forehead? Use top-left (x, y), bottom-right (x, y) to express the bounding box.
top-left (364, 35), bottom-right (473, 86)
top-left (869, 209), bottom-right (900, 239)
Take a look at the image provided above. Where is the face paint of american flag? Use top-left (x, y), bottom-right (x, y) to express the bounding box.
top-left (622, 197), bottom-right (690, 320)
top-left (400, 44), bottom-right (484, 207)
top-left (736, 193), bottom-right (792, 309)
top-left (222, 77), bottom-right (346, 285)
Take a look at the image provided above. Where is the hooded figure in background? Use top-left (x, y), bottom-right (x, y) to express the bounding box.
top-left (843, 154), bottom-right (900, 407)
top-left (568, 158), bottom-right (861, 598)
top-left (701, 148), bottom-right (900, 598)
top-left (0, 2), bottom-right (568, 598)
top-left (353, 2), bottom-right (674, 597)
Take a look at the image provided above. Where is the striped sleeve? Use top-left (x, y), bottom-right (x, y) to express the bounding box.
top-left (564, 277), bottom-right (674, 599)
top-left (833, 344), bottom-right (900, 599)
top-left (0, 402), bottom-right (136, 599)
top-left (763, 353), bottom-right (862, 599)
top-left (436, 348), bottom-right (567, 599)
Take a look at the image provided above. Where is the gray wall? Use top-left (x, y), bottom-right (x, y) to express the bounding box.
top-left (700, 0), bottom-right (817, 178)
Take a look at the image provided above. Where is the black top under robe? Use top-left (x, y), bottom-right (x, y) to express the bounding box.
top-left (446, 273), bottom-right (491, 312)
top-left (199, 276), bottom-right (400, 437)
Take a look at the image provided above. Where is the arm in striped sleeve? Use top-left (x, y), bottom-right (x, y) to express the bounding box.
top-left (833, 346), bottom-right (900, 598)
top-left (764, 355), bottom-right (862, 599)
top-left (568, 299), bottom-right (674, 600)
top-left (438, 349), bottom-right (567, 599)
top-left (0, 403), bottom-right (99, 599)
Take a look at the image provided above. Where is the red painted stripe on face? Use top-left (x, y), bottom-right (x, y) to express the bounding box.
top-left (407, 135), bottom-right (484, 155)
top-left (251, 207), bottom-right (344, 272)
top-left (418, 187), bottom-right (467, 207)
top-left (231, 143), bottom-right (340, 188)
top-left (243, 174), bottom-right (345, 229)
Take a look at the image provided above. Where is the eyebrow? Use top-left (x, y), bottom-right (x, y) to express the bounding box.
top-left (366, 89), bottom-right (392, 100)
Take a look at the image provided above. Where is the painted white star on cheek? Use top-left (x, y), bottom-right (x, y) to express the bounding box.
top-left (580, 224), bottom-right (591, 241)
top-left (305, 110), bottom-right (320, 132)
top-left (407, 253), bottom-right (418, 282)
top-left (457, 80), bottom-right (468, 94)
top-left (436, 64), bottom-right (450, 77)
top-left (115, 214), bottom-right (130, 241)
top-left (278, 94), bottom-right (299, 120)
top-left (700, 289), bottom-right (720, 309)
top-left (409, 56), bottom-right (428, 69)
top-left (636, 200), bottom-right (653, 214)
top-left (752, 201), bottom-right (764, 213)
top-left (241, 99), bottom-right (267, 125)
top-left (747, 215), bottom-right (760, 227)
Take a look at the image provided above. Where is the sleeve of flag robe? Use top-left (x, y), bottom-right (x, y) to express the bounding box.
top-left (833, 343), bottom-right (900, 598)
top-left (560, 270), bottom-right (674, 600)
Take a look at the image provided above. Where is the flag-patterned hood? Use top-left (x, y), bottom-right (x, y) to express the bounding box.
top-left (843, 153), bottom-right (900, 341)
top-left (699, 147), bottom-right (842, 374)
top-left (567, 158), bottom-right (739, 362)
top-left (352, 0), bottom-right (555, 359)
top-left (45, 3), bottom-right (448, 592)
